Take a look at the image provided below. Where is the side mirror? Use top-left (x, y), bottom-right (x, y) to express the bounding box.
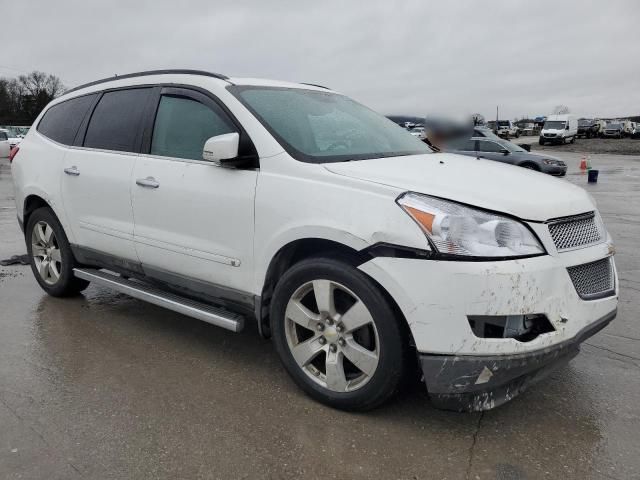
top-left (203, 133), bottom-right (239, 165)
top-left (565, 125), bottom-right (570, 130)
top-left (500, 148), bottom-right (509, 155)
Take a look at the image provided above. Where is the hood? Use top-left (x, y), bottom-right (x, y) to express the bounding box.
top-left (324, 153), bottom-right (593, 221)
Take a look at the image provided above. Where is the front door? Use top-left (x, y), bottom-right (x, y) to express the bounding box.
top-left (131, 87), bottom-right (258, 296)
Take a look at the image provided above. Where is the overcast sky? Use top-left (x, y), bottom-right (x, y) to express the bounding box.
top-left (2, 0), bottom-right (639, 119)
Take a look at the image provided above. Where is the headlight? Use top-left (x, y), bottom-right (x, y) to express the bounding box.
top-left (397, 192), bottom-right (545, 258)
top-left (542, 159), bottom-right (558, 165)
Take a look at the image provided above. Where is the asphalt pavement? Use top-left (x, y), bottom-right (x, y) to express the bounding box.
top-left (1, 151), bottom-right (639, 480)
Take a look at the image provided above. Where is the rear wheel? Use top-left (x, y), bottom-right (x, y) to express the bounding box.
top-left (271, 257), bottom-right (407, 411)
top-left (26, 207), bottom-right (89, 297)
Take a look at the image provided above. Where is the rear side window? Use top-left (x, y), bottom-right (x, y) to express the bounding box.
top-left (150, 95), bottom-right (235, 160)
top-left (0, 132), bottom-right (7, 141)
top-left (84, 88), bottom-right (152, 152)
top-left (37, 94), bottom-right (97, 145)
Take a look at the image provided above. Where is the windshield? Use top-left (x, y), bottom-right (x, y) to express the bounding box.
top-left (543, 121), bottom-right (566, 130)
top-left (497, 121), bottom-right (510, 127)
top-left (229, 86), bottom-right (431, 163)
top-left (578, 120), bottom-right (593, 126)
top-left (608, 123), bottom-right (621, 129)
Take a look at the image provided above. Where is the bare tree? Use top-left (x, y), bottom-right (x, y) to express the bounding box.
top-left (471, 113), bottom-right (485, 126)
top-left (552, 105), bottom-right (570, 115)
top-left (0, 71), bottom-right (65, 123)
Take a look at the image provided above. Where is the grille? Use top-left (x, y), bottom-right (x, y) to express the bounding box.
top-left (548, 212), bottom-right (603, 251)
top-left (567, 257), bottom-right (615, 300)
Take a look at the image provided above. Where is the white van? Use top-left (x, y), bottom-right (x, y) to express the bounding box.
top-left (539, 114), bottom-right (578, 145)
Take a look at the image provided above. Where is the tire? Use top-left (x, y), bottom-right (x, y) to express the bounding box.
top-left (570, 136), bottom-right (576, 144)
top-left (270, 256), bottom-right (407, 411)
top-left (539, 138), bottom-right (545, 145)
top-left (26, 207), bottom-right (90, 297)
top-left (515, 131), bottom-right (520, 138)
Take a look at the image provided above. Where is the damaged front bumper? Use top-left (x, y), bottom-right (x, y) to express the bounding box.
top-left (419, 309), bottom-right (616, 412)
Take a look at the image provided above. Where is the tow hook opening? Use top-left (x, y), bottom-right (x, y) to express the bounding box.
top-left (467, 314), bottom-right (555, 342)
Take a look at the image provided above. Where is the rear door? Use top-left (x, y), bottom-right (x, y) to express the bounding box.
top-left (131, 87), bottom-right (258, 295)
top-left (61, 87), bottom-right (154, 265)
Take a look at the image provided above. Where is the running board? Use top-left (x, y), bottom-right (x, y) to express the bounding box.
top-left (73, 268), bottom-right (244, 332)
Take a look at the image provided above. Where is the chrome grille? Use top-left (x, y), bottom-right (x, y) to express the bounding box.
top-left (567, 257), bottom-right (615, 300)
top-left (548, 212), bottom-right (603, 251)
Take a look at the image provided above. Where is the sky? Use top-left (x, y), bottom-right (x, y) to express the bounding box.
top-left (2, 0), bottom-right (639, 120)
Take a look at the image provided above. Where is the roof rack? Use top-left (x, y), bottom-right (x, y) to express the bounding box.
top-left (66, 69), bottom-right (230, 94)
top-left (300, 82), bottom-right (332, 90)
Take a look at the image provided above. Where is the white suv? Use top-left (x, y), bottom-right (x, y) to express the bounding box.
top-left (10, 70), bottom-right (618, 412)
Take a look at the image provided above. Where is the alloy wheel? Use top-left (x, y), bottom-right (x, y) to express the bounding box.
top-left (31, 221), bottom-right (62, 285)
top-left (284, 279), bottom-right (380, 393)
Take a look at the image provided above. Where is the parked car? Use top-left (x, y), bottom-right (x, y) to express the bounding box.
top-left (594, 119), bottom-right (607, 136)
top-left (487, 120), bottom-right (520, 138)
top-left (602, 123), bottom-right (624, 138)
top-left (632, 126), bottom-right (640, 139)
top-left (445, 131), bottom-right (567, 176)
top-left (0, 126), bottom-right (23, 149)
top-left (0, 129), bottom-right (10, 158)
top-left (409, 126), bottom-right (426, 139)
top-left (539, 114), bottom-right (578, 145)
top-left (11, 70), bottom-right (618, 412)
top-left (621, 120), bottom-right (635, 137)
top-left (577, 118), bottom-right (599, 138)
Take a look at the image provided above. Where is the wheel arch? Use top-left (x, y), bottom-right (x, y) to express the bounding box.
top-left (519, 161), bottom-right (541, 171)
top-left (23, 194), bottom-right (54, 232)
top-left (256, 236), bottom-right (417, 356)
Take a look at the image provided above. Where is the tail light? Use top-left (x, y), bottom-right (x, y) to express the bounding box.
top-left (9, 146), bottom-right (19, 163)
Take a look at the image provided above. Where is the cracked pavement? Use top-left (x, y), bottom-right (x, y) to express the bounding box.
top-left (1, 151), bottom-right (639, 479)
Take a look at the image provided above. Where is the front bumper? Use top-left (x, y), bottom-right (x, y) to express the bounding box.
top-left (419, 309), bottom-right (616, 411)
top-left (542, 164), bottom-right (567, 176)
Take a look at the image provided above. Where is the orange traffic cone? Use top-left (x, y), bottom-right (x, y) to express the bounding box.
top-left (579, 156), bottom-right (587, 171)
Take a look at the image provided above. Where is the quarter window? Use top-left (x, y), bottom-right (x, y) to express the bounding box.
top-left (150, 95), bottom-right (235, 160)
top-left (84, 88), bottom-right (152, 152)
top-left (37, 94), bottom-right (97, 145)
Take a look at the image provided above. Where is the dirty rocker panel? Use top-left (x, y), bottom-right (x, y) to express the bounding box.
top-left (419, 309), bottom-right (617, 412)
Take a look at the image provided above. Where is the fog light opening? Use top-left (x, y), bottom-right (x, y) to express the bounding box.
top-left (467, 314), bottom-right (555, 342)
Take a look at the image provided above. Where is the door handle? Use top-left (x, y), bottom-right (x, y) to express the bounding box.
top-left (64, 166), bottom-right (80, 176)
top-left (136, 177), bottom-right (160, 189)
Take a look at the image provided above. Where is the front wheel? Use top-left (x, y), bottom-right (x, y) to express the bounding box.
top-left (271, 257), bottom-right (407, 411)
top-left (26, 207), bottom-right (90, 297)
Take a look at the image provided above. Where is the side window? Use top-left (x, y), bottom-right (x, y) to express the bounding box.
top-left (0, 132), bottom-right (7, 141)
top-left (150, 95), bottom-right (236, 160)
top-left (460, 139), bottom-right (477, 151)
top-left (36, 94), bottom-right (97, 145)
top-left (478, 140), bottom-right (503, 153)
top-left (84, 88), bottom-right (152, 152)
